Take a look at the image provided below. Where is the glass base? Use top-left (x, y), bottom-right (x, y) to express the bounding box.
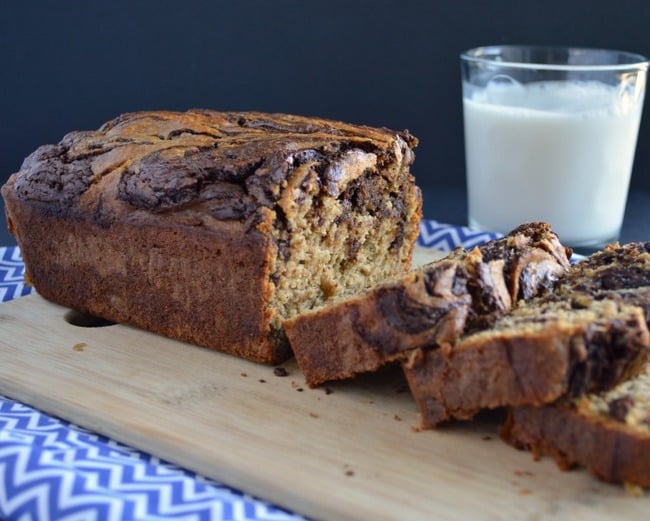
top-left (565, 238), bottom-right (620, 257)
top-left (467, 217), bottom-right (620, 257)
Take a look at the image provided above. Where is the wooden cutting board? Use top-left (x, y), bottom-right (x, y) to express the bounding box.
top-left (0, 249), bottom-right (648, 520)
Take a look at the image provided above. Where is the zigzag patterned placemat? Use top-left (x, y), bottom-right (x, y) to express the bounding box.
top-left (0, 246), bottom-right (33, 303)
top-left (417, 220), bottom-right (501, 251)
top-left (0, 400), bottom-right (304, 521)
top-left (0, 221), bottom-right (497, 520)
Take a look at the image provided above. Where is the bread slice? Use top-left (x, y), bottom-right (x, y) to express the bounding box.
top-left (501, 364), bottom-right (650, 487)
top-left (284, 222), bottom-right (571, 386)
top-left (403, 297), bottom-right (650, 427)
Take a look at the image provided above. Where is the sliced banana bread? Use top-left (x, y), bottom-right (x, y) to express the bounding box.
top-left (499, 242), bottom-right (650, 486)
top-left (403, 297), bottom-right (650, 427)
top-left (284, 222), bottom-right (571, 386)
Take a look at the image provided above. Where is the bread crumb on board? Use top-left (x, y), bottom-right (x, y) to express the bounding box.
top-left (624, 482), bottom-right (645, 497)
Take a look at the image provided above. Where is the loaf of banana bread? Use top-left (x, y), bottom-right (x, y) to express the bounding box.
top-left (284, 222), bottom-right (571, 386)
top-left (1, 110), bottom-right (422, 363)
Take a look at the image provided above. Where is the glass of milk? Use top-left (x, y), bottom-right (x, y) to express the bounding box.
top-left (461, 45), bottom-right (648, 251)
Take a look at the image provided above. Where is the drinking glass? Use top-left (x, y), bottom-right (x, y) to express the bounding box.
top-left (461, 45), bottom-right (648, 251)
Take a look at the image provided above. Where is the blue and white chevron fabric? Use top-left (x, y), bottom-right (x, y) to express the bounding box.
top-left (0, 247), bottom-right (34, 303)
top-left (0, 398), bottom-right (307, 521)
top-left (417, 220), bottom-right (501, 251)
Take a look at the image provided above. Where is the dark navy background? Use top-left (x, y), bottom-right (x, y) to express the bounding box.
top-left (2, 0), bottom-right (649, 246)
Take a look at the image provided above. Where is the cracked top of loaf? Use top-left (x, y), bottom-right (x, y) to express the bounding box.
top-left (7, 110), bottom-right (418, 227)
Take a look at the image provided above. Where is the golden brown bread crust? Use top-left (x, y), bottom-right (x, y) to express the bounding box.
top-left (285, 222), bottom-right (571, 386)
top-left (404, 298), bottom-right (650, 427)
top-left (2, 110), bottom-right (422, 363)
top-left (501, 402), bottom-right (650, 487)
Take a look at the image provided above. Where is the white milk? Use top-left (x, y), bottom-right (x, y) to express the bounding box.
top-left (463, 80), bottom-right (643, 246)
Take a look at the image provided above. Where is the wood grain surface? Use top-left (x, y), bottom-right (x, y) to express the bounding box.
top-left (0, 247), bottom-right (648, 520)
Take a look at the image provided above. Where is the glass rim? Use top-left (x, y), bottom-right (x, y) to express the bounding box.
top-left (461, 45), bottom-right (649, 72)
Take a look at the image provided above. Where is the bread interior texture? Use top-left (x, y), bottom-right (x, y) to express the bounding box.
top-left (268, 139), bottom-right (421, 330)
